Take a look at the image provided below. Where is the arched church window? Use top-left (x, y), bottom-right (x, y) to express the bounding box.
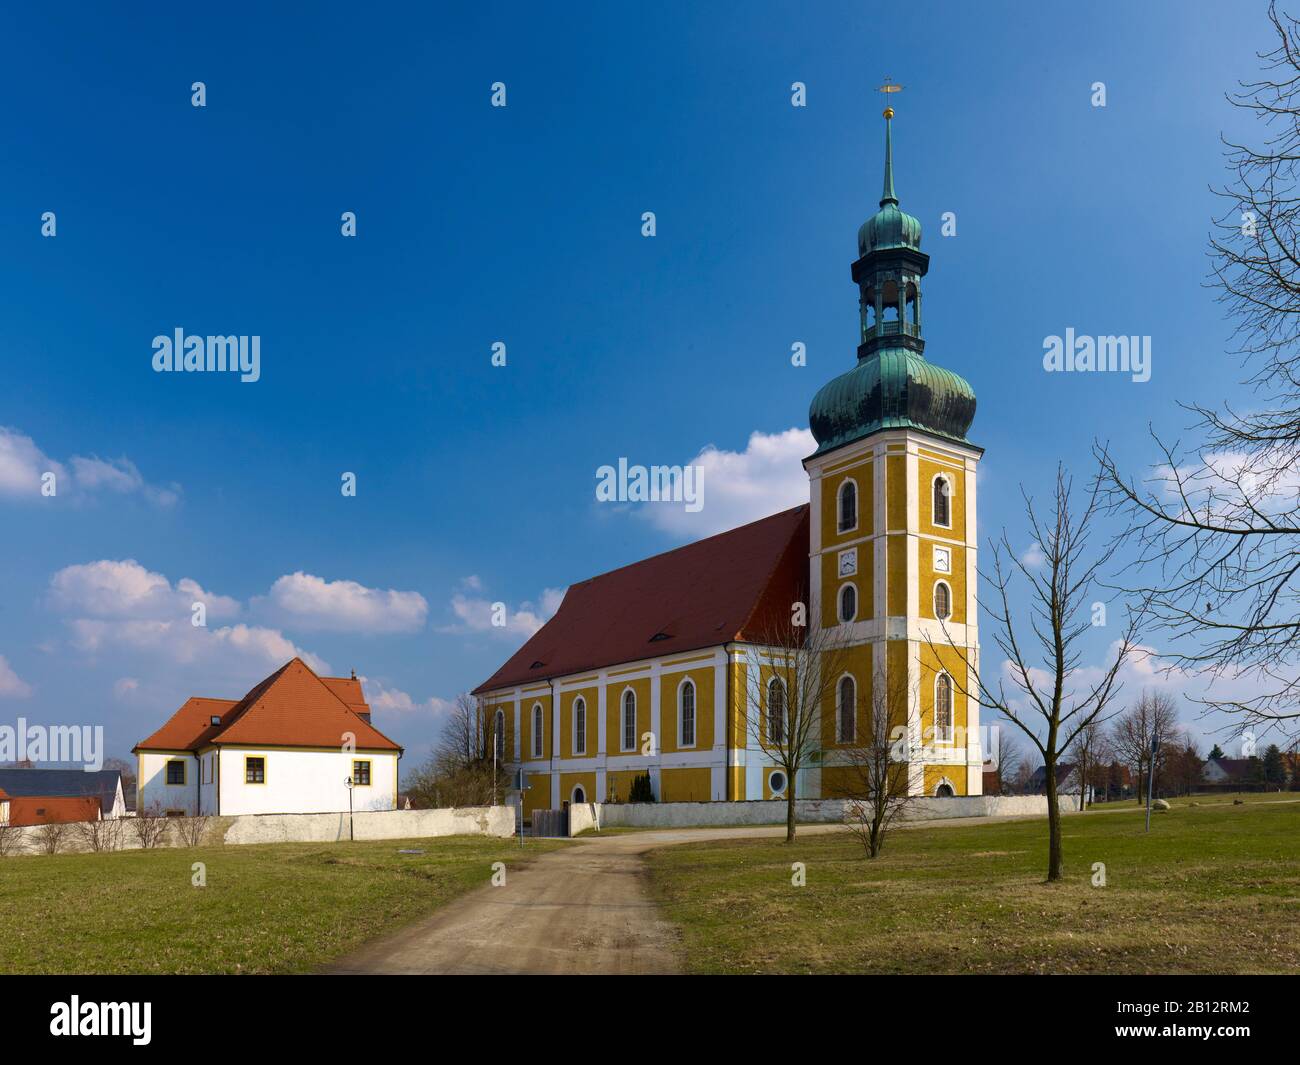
top-left (839, 583), bottom-right (857, 623)
top-left (621, 690), bottom-right (637, 752)
top-left (935, 674), bottom-right (954, 743)
top-left (837, 675), bottom-right (856, 743)
top-left (933, 476), bottom-right (951, 528)
top-left (838, 480), bottom-right (857, 533)
top-left (532, 703), bottom-right (543, 758)
top-left (934, 581), bottom-right (952, 620)
top-left (494, 709), bottom-right (506, 761)
top-left (679, 680), bottom-right (696, 747)
top-left (767, 678), bottom-right (786, 745)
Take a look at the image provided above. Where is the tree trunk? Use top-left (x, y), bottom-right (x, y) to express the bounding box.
top-left (785, 786), bottom-right (796, 843)
top-left (1045, 766), bottom-right (1062, 881)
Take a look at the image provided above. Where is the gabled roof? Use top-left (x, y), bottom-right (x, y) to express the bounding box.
top-left (134, 658), bottom-right (401, 753)
top-left (474, 505), bottom-right (810, 695)
top-left (0, 769), bottom-right (122, 812)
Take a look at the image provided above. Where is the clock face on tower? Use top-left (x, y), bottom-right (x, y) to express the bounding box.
top-left (838, 548), bottom-right (857, 578)
top-left (933, 546), bottom-right (951, 574)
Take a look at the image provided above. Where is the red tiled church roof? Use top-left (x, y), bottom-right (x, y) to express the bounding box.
top-left (134, 658), bottom-right (401, 753)
top-left (474, 504), bottom-right (810, 694)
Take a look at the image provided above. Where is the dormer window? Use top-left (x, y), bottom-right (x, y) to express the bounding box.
top-left (530, 660), bottom-right (545, 670)
top-left (649, 632), bottom-right (671, 642)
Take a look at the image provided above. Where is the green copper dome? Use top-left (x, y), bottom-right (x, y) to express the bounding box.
top-left (809, 108), bottom-right (977, 457)
top-left (856, 111), bottom-right (922, 256)
top-left (808, 347), bottom-right (976, 455)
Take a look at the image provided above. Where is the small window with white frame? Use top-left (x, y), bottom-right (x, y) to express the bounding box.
top-left (352, 760), bottom-right (371, 786)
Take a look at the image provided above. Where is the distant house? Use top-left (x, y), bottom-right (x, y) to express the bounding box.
top-left (1029, 762), bottom-right (1090, 802)
top-left (7, 795), bottom-right (101, 827)
top-left (134, 658), bottom-right (403, 817)
top-left (0, 768), bottom-right (127, 819)
top-left (0, 788), bottom-right (9, 826)
top-left (1203, 756), bottom-right (1260, 789)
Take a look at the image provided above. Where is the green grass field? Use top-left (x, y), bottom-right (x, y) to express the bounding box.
top-left (645, 800), bottom-right (1300, 974)
top-left (0, 836), bottom-right (564, 974)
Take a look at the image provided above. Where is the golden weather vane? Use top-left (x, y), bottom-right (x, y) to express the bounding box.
top-left (878, 76), bottom-right (903, 119)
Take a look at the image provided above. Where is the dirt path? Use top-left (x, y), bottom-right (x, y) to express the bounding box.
top-left (325, 816), bottom-right (1048, 975)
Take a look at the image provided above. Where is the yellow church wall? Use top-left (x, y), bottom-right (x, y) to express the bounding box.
top-left (559, 685), bottom-right (598, 759)
top-left (918, 538), bottom-right (967, 624)
top-left (924, 765), bottom-right (967, 796)
top-left (519, 694), bottom-right (550, 762)
top-left (559, 771), bottom-right (597, 806)
top-left (604, 768), bottom-right (645, 803)
top-left (820, 643), bottom-right (874, 749)
top-left (918, 455), bottom-right (966, 539)
top-left (821, 547), bottom-right (873, 628)
top-left (521, 772), bottom-right (550, 817)
top-left (660, 767), bottom-right (712, 802)
top-left (820, 458), bottom-right (874, 546)
top-left (886, 453), bottom-right (907, 530)
top-left (728, 766), bottom-right (745, 801)
top-left (659, 666), bottom-right (715, 753)
top-left (485, 699), bottom-right (518, 761)
top-left (887, 535), bottom-right (907, 616)
top-left (605, 675), bottom-right (651, 755)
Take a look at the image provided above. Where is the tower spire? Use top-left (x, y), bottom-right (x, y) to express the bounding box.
top-left (880, 108), bottom-right (898, 206)
top-left (877, 76), bottom-right (903, 207)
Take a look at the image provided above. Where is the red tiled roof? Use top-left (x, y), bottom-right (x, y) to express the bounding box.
top-left (134, 659), bottom-right (401, 753)
top-left (474, 505), bottom-right (810, 694)
top-left (8, 795), bottom-right (100, 826)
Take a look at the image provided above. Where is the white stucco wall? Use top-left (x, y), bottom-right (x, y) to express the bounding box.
top-left (137, 751), bottom-right (200, 817)
top-left (216, 747), bottom-right (399, 815)
top-left (587, 795), bottom-right (1076, 830)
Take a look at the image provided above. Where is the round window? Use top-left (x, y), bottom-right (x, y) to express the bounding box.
top-left (769, 771), bottom-right (787, 795)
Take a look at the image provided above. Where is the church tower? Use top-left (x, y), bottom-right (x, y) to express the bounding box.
top-left (805, 106), bottom-right (983, 796)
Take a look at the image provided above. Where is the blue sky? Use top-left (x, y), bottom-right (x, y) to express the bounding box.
top-left (0, 1), bottom-right (1274, 770)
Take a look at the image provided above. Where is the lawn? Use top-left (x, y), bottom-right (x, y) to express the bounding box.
top-left (645, 801), bottom-right (1300, 974)
top-left (0, 835), bottom-right (565, 974)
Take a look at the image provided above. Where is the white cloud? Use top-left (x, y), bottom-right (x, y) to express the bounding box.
top-left (0, 427), bottom-right (179, 506)
top-left (49, 560), bottom-right (239, 621)
top-left (637, 428), bottom-right (813, 538)
top-left (112, 677), bottom-right (140, 701)
top-left (442, 582), bottom-right (565, 638)
top-left (362, 679), bottom-right (453, 716)
top-left (1020, 541), bottom-right (1045, 568)
top-left (0, 655), bottom-right (32, 698)
top-left (257, 572), bottom-right (428, 634)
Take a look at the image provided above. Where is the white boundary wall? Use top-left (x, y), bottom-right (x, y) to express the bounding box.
top-left (0, 805), bottom-right (514, 856)
top-left (573, 795), bottom-right (1076, 834)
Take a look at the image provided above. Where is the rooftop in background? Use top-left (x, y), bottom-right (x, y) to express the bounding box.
top-left (134, 658), bottom-right (401, 754)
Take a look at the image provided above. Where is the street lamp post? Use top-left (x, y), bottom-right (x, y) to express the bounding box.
top-left (344, 775), bottom-right (355, 841)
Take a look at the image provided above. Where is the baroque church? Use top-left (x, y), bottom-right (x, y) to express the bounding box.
top-left (474, 108), bottom-right (982, 816)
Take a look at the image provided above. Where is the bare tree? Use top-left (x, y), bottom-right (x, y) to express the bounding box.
top-left (745, 608), bottom-right (852, 843)
top-left (930, 467), bottom-right (1137, 881)
top-left (993, 726), bottom-right (1024, 796)
top-left (833, 668), bottom-right (917, 857)
top-left (1110, 691), bottom-right (1179, 805)
top-left (174, 814), bottom-right (211, 847)
top-left (130, 802), bottom-right (172, 849)
top-left (1067, 715), bottom-right (1109, 811)
top-left (72, 815), bottom-right (122, 853)
top-left (35, 821), bottom-right (68, 855)
top-left (1098, 4), bottom-right (1300, 740)
top-left (405, 693), bottom-right (496, 809)
top-left (0, 823), bottom-right (25, 857)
